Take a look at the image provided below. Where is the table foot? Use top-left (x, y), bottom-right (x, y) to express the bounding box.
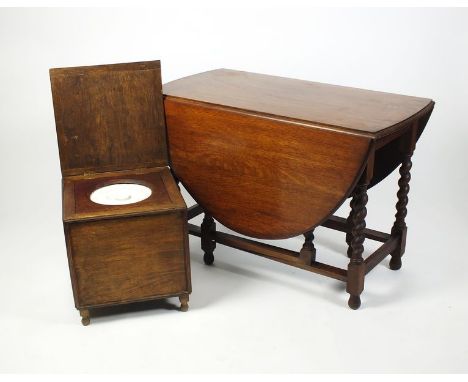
top-left (348, 295), bottom-right (361, 310)
top-left (203, 251), bottom-right (214, 265)
top-left (389, 256), bottom-right (402, 270)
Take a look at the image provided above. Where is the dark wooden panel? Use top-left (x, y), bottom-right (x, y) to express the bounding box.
top-left (50, 60), bottom-right (168, 176)
top-left (163, 69), bottom-right (433, 136)
top-left (68, 213), bottom-right (188, 308)
top-left (165, 97), bottom-right (371, 239)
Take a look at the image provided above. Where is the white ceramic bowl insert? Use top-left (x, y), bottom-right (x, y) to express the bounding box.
top-left (90, 183), bottom-right (152, 206)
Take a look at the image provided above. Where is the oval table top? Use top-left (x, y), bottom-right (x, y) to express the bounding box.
top-left (164, 69), bottom-right (433, 139)
top-left (163, 69), bottom-right (434, 239)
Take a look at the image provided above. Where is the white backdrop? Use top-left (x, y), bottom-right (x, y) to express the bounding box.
top-left (0, 6), bottom-right (467, 373)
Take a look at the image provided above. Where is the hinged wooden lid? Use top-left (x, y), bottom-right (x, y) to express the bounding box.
top-left (50, 60), bottom-right (168, 176)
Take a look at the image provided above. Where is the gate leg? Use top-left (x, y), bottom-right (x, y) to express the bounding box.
top-left (346, 180), bottom-right (368, 310)
top-left (389, 153), bottom-right (412, 270)
top-left (201, 213), bottom-right (216, 265)
top-left (299, 230), bottom-right (316, 264)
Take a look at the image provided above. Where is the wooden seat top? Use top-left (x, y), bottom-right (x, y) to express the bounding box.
top-left (163, 69), bottom-right (433, 138)
top-left (62, 167), bottom-right (186, 222)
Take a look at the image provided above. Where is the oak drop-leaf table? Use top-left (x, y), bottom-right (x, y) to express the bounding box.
top-left (163, 69), bottom-right (434, 309)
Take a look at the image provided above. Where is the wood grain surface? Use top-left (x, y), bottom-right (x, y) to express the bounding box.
top-left (67, 213), bottom-right (189, 308)
top-left (51, 60), bottom-right (191, 320)
top-left (163, 69), bottom-right (433, 137)
top-left (63, 167), bottom-right (186, 222)
top-left (165, 97), bottom-right (371, 239)
top-left (50, 60), bottom-right (168, 176)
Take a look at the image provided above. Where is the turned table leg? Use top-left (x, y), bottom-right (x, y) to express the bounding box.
top-left (201, 213), bottom-right (216, 265)
top-left (389, 153), bottom-right (412, 270)
top-left (346, 181), bottom-right (368, 310)
top-left (179, 294), bottom-right (189, 312)
top-left (345, 203), bottom-right (355, 254)
top-left (79, 309), bottom-right (90, 326)
top-left (299, 230), bottom-right (316, 264)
